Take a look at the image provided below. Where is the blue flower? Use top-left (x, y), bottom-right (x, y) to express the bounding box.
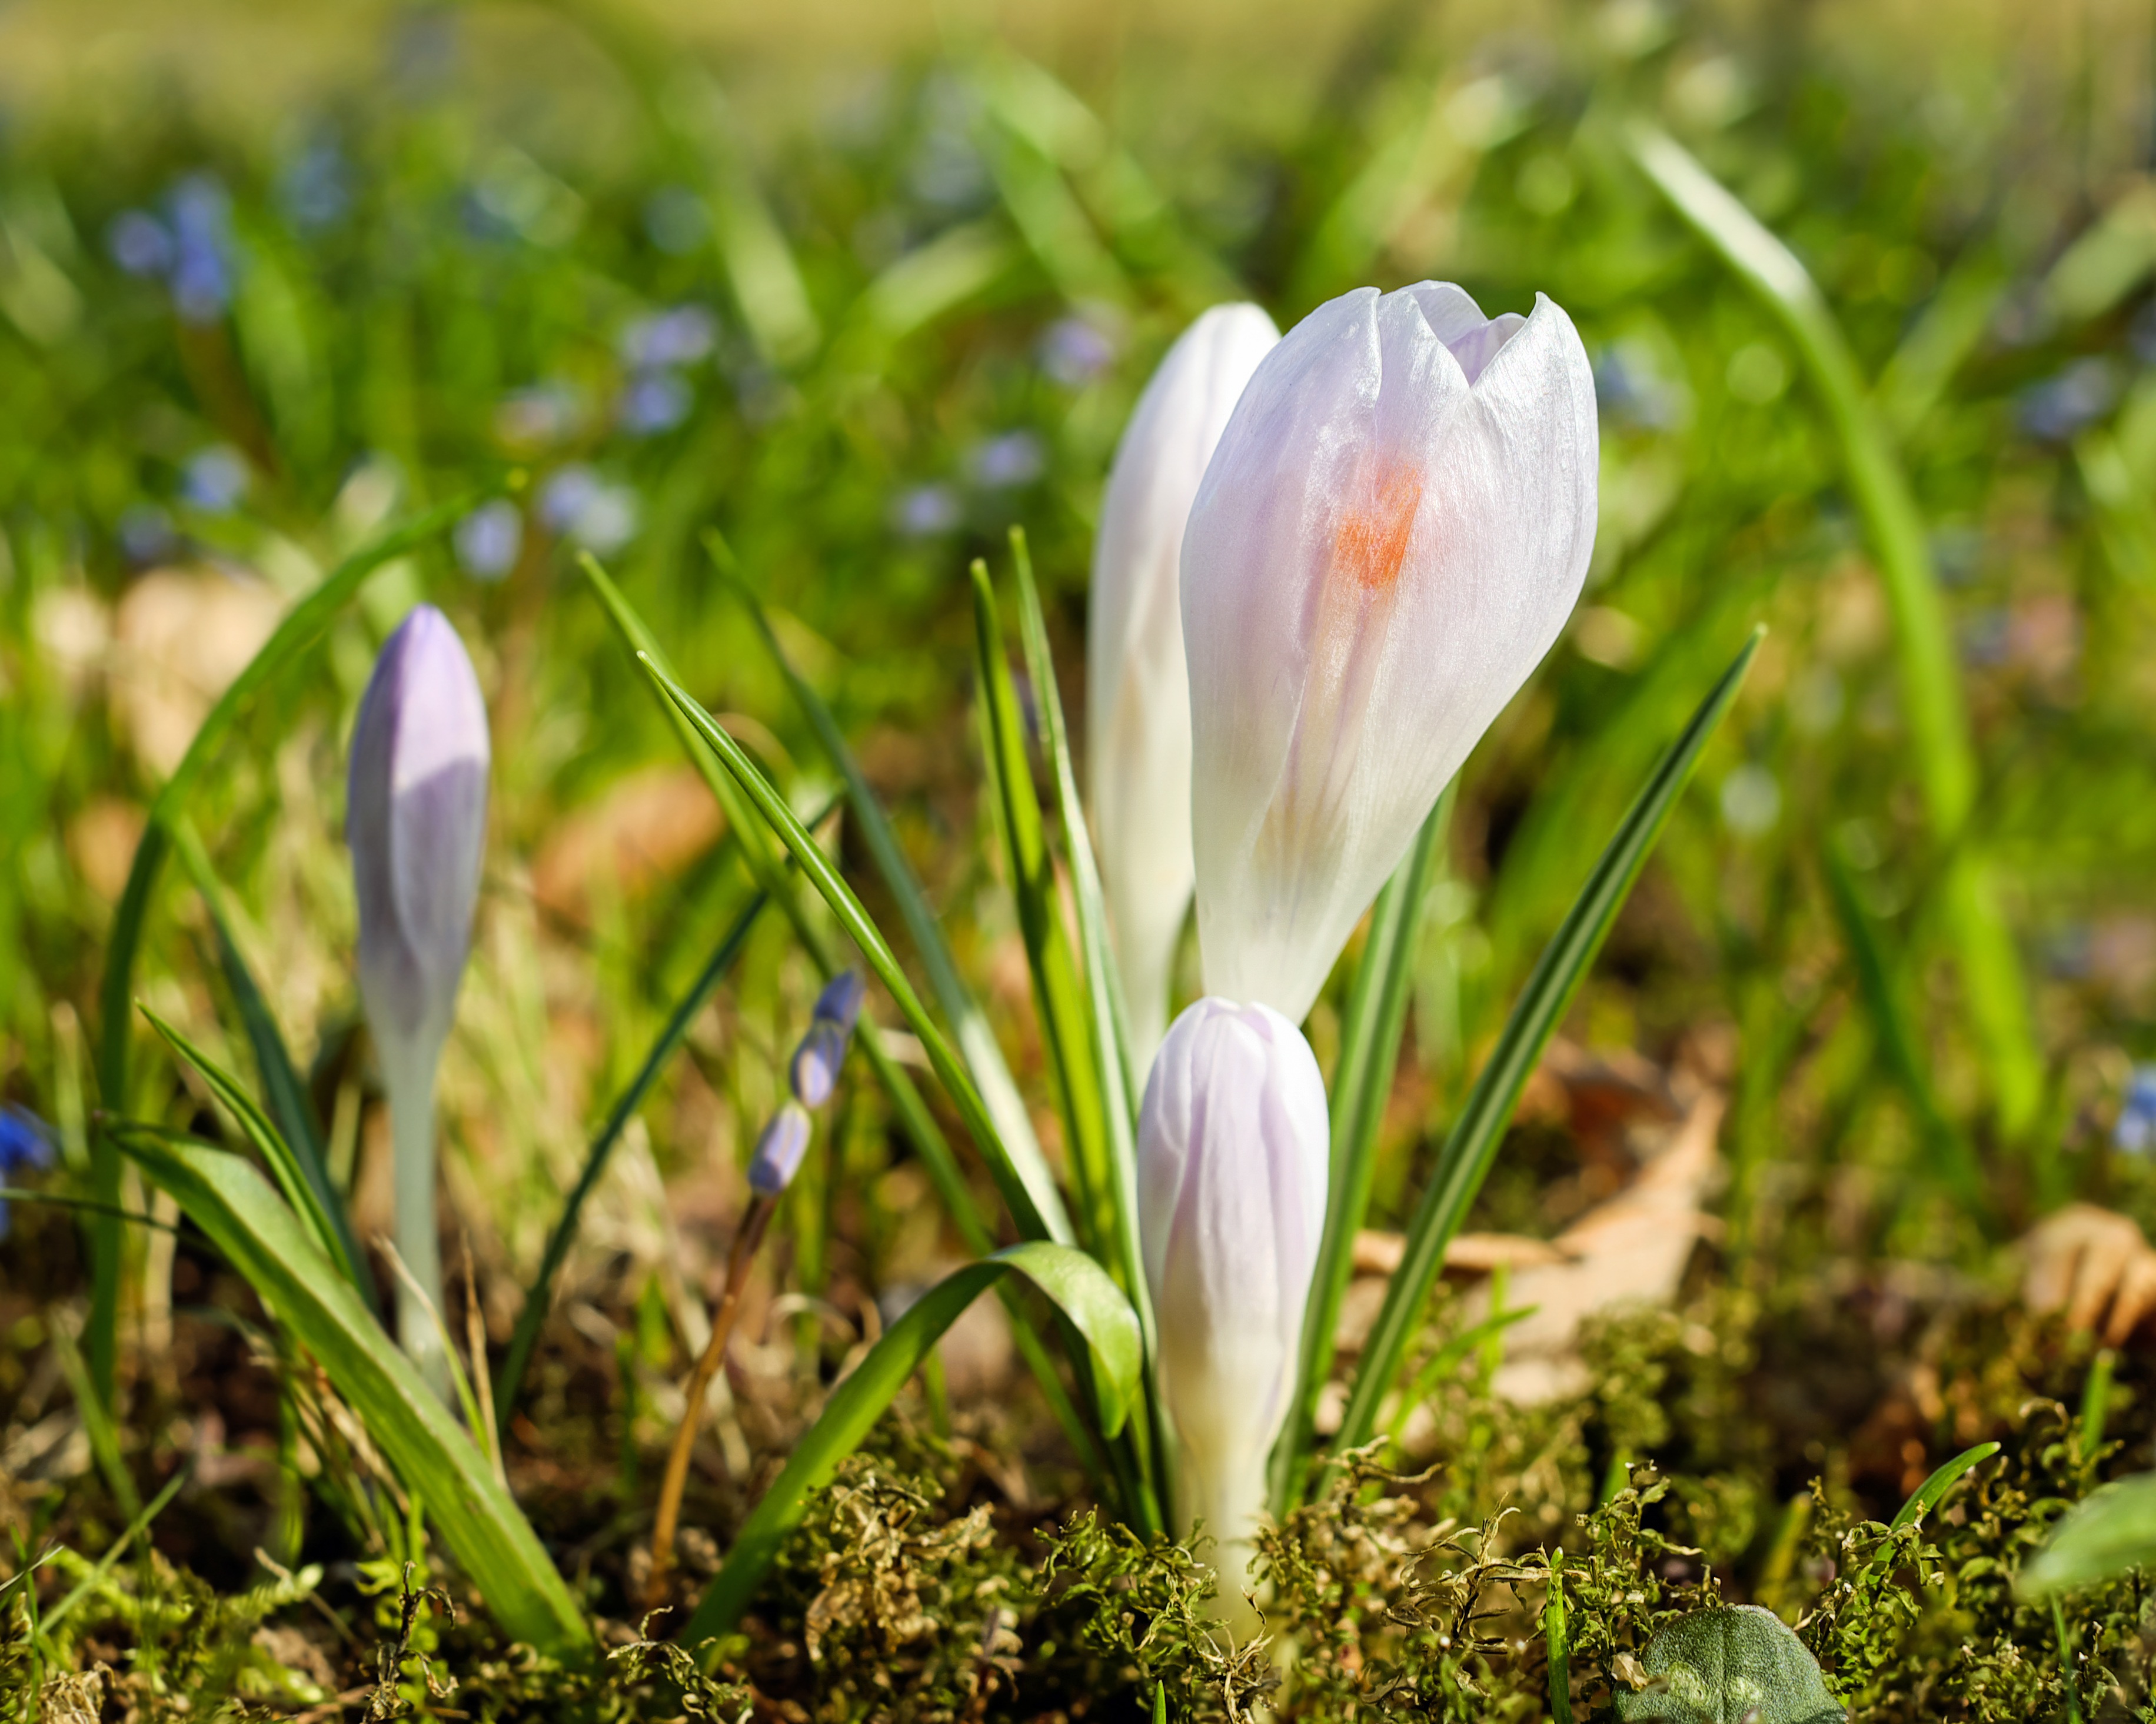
top-left (538, 465), bottom-right (638, 554)
top-left (181, 445), bottom-right (251, 513)
top-left (2116, 1067), bottom-right (2156, 1154)
top-left (455, 500), bottom-right (524, 581)
top-left (966, 430), bottom-right (1045, 490)
top-left (281, 141), bottom-right (352, 232)
top-left (620, 306), bottom-right (716, 370)
top-left (1039, 316), bottom-right (1117, 387)
top-left (617, 370), bottom-right (691, 437)
top-left (167, 173), bottom-right (235, 324)
top-left (2019, 359), bottom-right (2116, 444)
top-left (108, 210), bottom-right (174, 278)
top-left (0, 1104), bottom-right (56, 1237)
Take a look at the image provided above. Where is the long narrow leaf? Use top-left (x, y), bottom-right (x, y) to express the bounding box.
top-left (169, 817), bottom-right (368, 1309)
top-left (1890, 1440), bottom-right (2000, 1532)
top-left (969, 561), bottom-right (1113, 1255)
top-left (108, 1130), bottom-right (591, 1658)
top-left (710, 538), bottom-right (1051, 1213)
top-left (1334, 627), bottom-right (1762, 1455)
top-left (1007, 531), bottom-right (1148, 1327)
top-left (1629, 122), bottom-right (2039, 1141)
top-left (139, 1004), bottom-right (371, 1299)
top-left (2019, 1470), bottom-right (2156, 1597)
top-left (580, 557), bottom-right (1100, 1472)
top-left (1275, 793), bottom-right (1448, 1512)
top-left (88, 495), bottom-right (474, 1400)
top-left (638, 648), bottom-right (1075, 1247)
top-left (494, 880), bottom-right (772, 1430)
top-left (682, 1241), bottom-right (1141, 1648)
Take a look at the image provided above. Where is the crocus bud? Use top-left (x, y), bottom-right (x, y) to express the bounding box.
top-left (1137, 997), bottom-right (1329, 1623)
top-left (1087, 304), bottom-right (1280, 1061)
top-left (789, 1020), bottom-right (846, 1109)
top-left (1182, 282), bottom-right (1597, 1023)
top-left (348, 604), bottom-right (490, 1382)
top-left (748, 1101), bottom-right (813, 1197)
top-left (811, 969), bottom-right (866, 1034)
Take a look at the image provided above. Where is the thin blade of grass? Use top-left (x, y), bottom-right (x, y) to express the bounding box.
top-left (1628, 122), bottom-right (2040, 1144)
top-left (681, 1241), bottom-right (1141, 1648)
top-left (580, 557), bottom-right (1101, 1473)
top-left (89, 494), bottom-right (473, 1403)
top-left (709, 535), bottom-right (1051, 1217)
top-left (638, 647), bottom-right (1074, 1247)
top-left (969, 558), bottom-right (1113, 1258)
top-left (1890, 1440), bottom-right (2001, 1531)
top-left (1820, 839), bottom-right (1993, 1225)
top-left (1274, 790), bottom-right (1448, 1514)
top-left (41, 1466), bottom-right (189, 1635)
top-left (494, 881), bottom-right (771, 1433)
top-left (169, 817), bottom-right (368, 1311)
top-left (138, 1005), bottom-right (369, 1297)
top-left (108, 1127), bottom-right (591, 1657)
top-left (1007, 529), bottom-right (1147, 1327)
top-left (1333, 627), bottom-right (1762, 1456)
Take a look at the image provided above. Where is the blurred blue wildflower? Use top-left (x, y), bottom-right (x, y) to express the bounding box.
top-left (643, 185), bottom-right (710, 255)
top-left (181, 445), bottom-right (251, 513)
top-left (2019, 358), bottom-right (2116, 442)
top-left (2116, 1067), bottom-right (2156, 1154)
top-left (617, 371), bottom-right (691, 437)
top-left (455, 500), bottom-right (523, 581)
top-left (788, 970), bottom-right (866, 1107)
top-left (1039, 316), bottom-right (1117, 387)
top-left (117, 504), bottom-right (175, 565)
top-left (538, 465), bottom-right (638, 554)
top-left (891, 483), bottom-right (961, 538)
top-left (620, 306), bottom-right (716, 370)
top-left (108, 210), bottom-right (174, 278)
top-left (0, 1104), bottom-right (56, 1237)
top-left (281, 140), bottom-right (352, 231)
top-left (747, 1101), bottom-right (813, 1197)
top-left (967, 430), bottom-right (1046, 490)
top-left (1593, 342), bottom-right (1682, 430)
top-left (167, 173), bottom-right (235, 324)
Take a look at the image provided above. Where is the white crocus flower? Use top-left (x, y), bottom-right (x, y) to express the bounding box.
top-left (1137, 997), bottom-right (1328, 1628)
top-left (1181, 282), bottom-right (1598, 1023)
top-left (1089, 304), bottom-right (1280, 1061)
top-left (348, 604), bottom-right (491, 1387)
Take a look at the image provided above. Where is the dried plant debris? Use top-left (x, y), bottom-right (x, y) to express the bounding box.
top-left (2022, 1204), bottom-right (2156, 1345)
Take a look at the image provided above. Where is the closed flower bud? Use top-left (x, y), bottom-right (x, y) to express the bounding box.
top-left (1088, 304), bottom-right (1280, 1060)
top-left (1182, 283), bottom-right (1597, 1023)
top-left (1137, 997), bottom-right (1329, 1619)
top-left (789, 1019), bottom-right (847, 1109)
top-left (811, 968), bottom-right (866, 1033)
top-left (348, 604), bottom-right (490, 1382)
top-left (748, 1101), bottom-right (813, 1197)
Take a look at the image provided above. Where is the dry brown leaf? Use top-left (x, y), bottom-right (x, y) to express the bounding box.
top-left (110, 567), bottom-right (284, 776)
top-left (2021, 1202), bottom-right (2156, 1346)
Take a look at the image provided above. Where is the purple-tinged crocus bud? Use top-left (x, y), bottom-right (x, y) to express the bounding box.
top-left (748, 1101), bottom-right (813, 1197)
top-left (1137, 997), bottom-right (1329, 1625)
top-left (1182, 282), bottom-right (1598, 1024)
top-left (811, 969), bottom-right (866, 1033)
top-left (348, 604), bottom-right (490, 1383)
top-left (1087, 304), bottom-right (1279, 1063)
top-left (789, 970), bottom-right (866, 1108)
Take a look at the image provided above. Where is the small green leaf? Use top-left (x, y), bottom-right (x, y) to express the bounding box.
top-left (682, 1241), bottom-right (1141, 1647)
top-left (2019, 1470), bottom-right (2156, 1597)
top-left (1615, 1605), bottom-right (1844, 1724)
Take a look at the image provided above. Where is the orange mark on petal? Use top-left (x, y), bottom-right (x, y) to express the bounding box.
top-left (1330, 465), bottom-right (1424, 593)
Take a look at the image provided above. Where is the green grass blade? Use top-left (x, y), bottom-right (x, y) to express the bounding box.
top-left (494, 882), bottom-right (770, 1432)
top-left (89, 494), bottom-right (474, 1403)
top-left (169, 817), bottom-right (368, 1310)
top-left (710, 537), bottom-right (1051, 1213)
top-left (637, 647), bottom-right (1074, 1247)
top-left (1543, 1569), bottom-right (1575, 1724)
top-left (1007, 530), bottom-right (1149, 1325)
top-left (969, 558), bottom-right (1113, 1258)
top-left (49, 1319), bottom-right (140, 1519)
top-left (139, 1004), bottom-right (371, 1298)
top-left (1821, 841), bottom-right (1994, 1225)
top-left (2020, 1470), bottom-right (2156, 1597)
top-left (1274, 791), bottom-right (1448, 1514)
top-left (1333, 627), bottom-right (1762, 1456)
top-left (1890, 1440), bottom-right (2000, 1531)
top-left (1628, 122), bottom-right (2041, 1142)
top-left (681, 1240), bottom-right (1140, 1646)
top-left (108, 1129), bottom-right (591, 1657)
top-left (2080, 1349), bottom-right (2117, 1463)
top-left (41, 1466), bottom-right (189, 1635)
top-left (580, 557), bottom-right (1105, 1474)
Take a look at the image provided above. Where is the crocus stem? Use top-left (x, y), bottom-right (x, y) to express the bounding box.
top-left (648, 1193), bottom-right (774, 1612)
top-left (385, 1043), bottom-right (449, 1398)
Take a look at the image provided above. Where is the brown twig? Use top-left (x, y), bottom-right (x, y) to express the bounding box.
top-left (646, 1194), bottom-right (774, 1612)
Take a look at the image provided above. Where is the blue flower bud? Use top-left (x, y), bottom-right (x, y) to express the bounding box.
top-left (0, 1104), bottom-right (55, 1239)
top-left (790, 1019), bottom-right (847, 1109)
top-left (747, 1101), bottom-right (813, 1197)
top-left (811, 969), bottom-right (866, 1033)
